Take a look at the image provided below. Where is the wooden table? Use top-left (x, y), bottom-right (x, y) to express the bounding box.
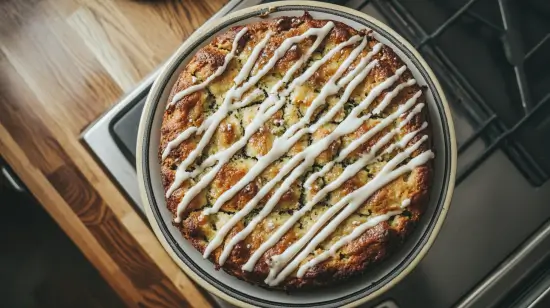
top-left (0, 0), bottom-right (227, 306)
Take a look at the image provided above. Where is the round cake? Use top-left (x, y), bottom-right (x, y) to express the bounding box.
top-left (159, 13), bottom-right (433, 290)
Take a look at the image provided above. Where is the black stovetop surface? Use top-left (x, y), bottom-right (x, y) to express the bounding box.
top-left (110, 88), bottom-right (149, 167)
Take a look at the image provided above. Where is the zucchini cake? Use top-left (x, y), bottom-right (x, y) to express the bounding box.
top-left (159, 13), bottom-right (434, 289)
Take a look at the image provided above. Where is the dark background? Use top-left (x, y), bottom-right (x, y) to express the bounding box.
top-left (0, 158), bottom-right (123, 308)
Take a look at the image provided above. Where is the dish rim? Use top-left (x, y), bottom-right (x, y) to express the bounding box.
top-left (136, 1), bottom-right (457, 307)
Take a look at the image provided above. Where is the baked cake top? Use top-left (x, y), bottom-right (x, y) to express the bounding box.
top-left (159, 13), bottom-right (433, 289)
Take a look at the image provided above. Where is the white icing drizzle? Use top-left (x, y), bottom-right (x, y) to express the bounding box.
top-left (204, 36), bottom-right (374, 260)
top-left (217, 52), bottom-right (386, 264)
top-left (307, 58), bottom-right (380, 135)
top-left (244, 89), bottom-right (420, 273)
top-left (161, 127), bottom-right (198, 160)
top-left (296, 209), bottom-right (402, 277)
top-left (234, 31), bottom-right (272, 85)
top-left (372, 79), bottom-right (416, 115)
top-left (303, 36), bottom-right (366, 112)
top-left (230, 88), bottom-right (264, 110)
top-left (173, 95), bottom-right (284, 222)
top-left (165, 94), bottom-right (231, 198)
top-left (267, 137), bottom-right (433, 286)
top-left (161, 89), bottom-right (265, 161)
top-left (167, 21), bottom-right (337, 207)
top-left (167, 39), bottom-right (283, 212)
top-left (239, 67), bottom-right (412, 271)
top-left (234, 24), bottom-right (340, 101)
top-left (283, 35), bottom-right (363, 99)
top-left (400, 121), bottom-right (428, 148)
top-left (168, 27), bottom-right (249, 108)
top-left (336, 43), bottom-right (383, 88)
top-left (337, 81), bottom-right (418, 160)
top-left (160, 23), bottom-right (435, 285)
top-left (402, 102), bottom-right (426, 125)
top-left (303, 77), bottom-right (412, 188)
top-left (304, 162), bottom-right (334, 189)
top-left (203, 35), bottom-right (367, 219)
top-left (383, 120), bottom-right (428, 155)
top-left (270, 23), bottom-right (335, 93)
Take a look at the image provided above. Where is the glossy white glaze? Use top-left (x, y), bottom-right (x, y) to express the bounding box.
top-left (161, 23), bottom-right (434, 286)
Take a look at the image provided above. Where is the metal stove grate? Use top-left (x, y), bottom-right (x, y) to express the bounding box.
top-left (366, 0), bottom-right (550, 186)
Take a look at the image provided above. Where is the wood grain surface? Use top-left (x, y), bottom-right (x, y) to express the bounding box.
top-left (0, 0), bottom-right (226, 307)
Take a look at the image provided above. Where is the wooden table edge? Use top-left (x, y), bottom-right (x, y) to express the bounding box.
top-left (0, 121), bottom-right (213, 308)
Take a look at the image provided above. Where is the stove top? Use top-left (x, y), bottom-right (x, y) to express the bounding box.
top-left (82, 0), bottom-right (550, 307)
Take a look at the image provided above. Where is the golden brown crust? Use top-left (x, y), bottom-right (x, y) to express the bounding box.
top-left (160, 13), bottom-right (433, 289)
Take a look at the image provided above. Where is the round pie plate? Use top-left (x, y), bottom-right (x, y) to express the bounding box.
top-left (137, 1), bottom-right (457, 307)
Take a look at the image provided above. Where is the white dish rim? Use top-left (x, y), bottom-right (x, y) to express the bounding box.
top-left (137, 2), bottom-right (457, 307)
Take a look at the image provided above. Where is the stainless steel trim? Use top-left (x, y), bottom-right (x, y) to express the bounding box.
top-left (81, 72), bottom-right (157, 209)
top-left (528, 286), bottom-right (550, 308)
top-left (373, 300), bottom-right (399, 308)
top-left (1, 166), bottom-right (25, 193)
top-left (456, 219), bottom-right (550, 308)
